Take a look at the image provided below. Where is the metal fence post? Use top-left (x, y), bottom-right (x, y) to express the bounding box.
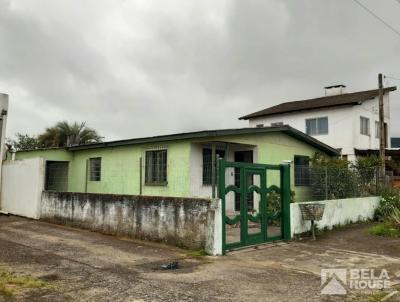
top-left (218, 158), bottom-right (226, 254)
top-left (281, 163), bottom-right (291, 241)
top-left (211, 144), bottom-right (216, 198)
top-left (215, 154), bottom-right (220, 198)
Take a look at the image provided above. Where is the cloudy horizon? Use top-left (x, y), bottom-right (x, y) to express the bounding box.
top-left (1, 0), bottom-right (399, 141)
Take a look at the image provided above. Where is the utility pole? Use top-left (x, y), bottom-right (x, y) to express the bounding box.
top-left (378, 73), bottom-right (385, 183)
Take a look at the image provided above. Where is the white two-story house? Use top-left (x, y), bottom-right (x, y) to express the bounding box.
top-left (239, 85), bottom-right (397, 161)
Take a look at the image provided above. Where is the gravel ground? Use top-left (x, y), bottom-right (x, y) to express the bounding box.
top-left (0, 215), bottom-right (400, 301)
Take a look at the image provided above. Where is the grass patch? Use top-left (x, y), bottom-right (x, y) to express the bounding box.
top-left (186, 249), bottom-right (208, 258)
top-left (0, 267), bottom-right (49, 297)
top-left (355, 285), bottom-right (400, 302)
top-left (366, 290), bottom-right (390, 302)
top-left (368, 222), bottom-right (400, 238)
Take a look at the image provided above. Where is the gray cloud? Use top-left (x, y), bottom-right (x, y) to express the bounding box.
top-left (0, 0), bottom-right (399, 141)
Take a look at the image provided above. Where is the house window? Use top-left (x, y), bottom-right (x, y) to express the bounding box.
top-left (45, 161), bottom-right (69, 191)
top-left (145, 149), bottom-right (167, 185)
top-left (360, 116), bottom-right (370, 136)
top-left (294, 155), bottom-right (310, 186)
top-left (89, 157), bottom-right (101, 181)
top-left (202, 148), bottom-right (225, 185)
top-left (305, 117), bottom-right (328, 135)
top-left (375, 121), bottom-right (380, 138)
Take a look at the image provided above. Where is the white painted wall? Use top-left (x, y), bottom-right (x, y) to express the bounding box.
top-left (353, 96), bottom-right (389, 152)
top-left (1, 158), bottom-right (46, 219)
top-left (189, 143), bottom-right (258, 213)
top-left (205, 199), bottom-right (223, 256)
top-left (248, 94), bottom-right (391, 160)
top-left (290, 196), bottom-right (380, 236)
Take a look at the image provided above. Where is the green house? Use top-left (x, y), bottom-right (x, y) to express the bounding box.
top-left (14, 125), bottom-right (338, 209)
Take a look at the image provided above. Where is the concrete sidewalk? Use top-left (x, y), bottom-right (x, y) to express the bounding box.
top-left (0, 215), bottom-right (399, 301)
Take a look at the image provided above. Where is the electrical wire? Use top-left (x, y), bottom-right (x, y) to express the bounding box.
top-left (384, 75), bottom-right (400, 82)
top-left (352, 0), bottom-right (400, 38)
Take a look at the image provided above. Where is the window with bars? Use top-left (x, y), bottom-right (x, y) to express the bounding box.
top-left (202, 148), bottom-right (225, 185)
top-left (145, 149), bottom-right (167, 185)
top-left (360, 116), bottom-right (370, 136)
top-left (305, 117), bottom-right (328, 135)
top-left (89, 157), bottom-right (101, 181)
top-left (294, 155), bottom-right (310, 186)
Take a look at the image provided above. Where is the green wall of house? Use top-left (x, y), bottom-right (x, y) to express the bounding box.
top-left (192, 132), bottom-right (315, 201)
top-left (15, 148), bottom-right (73, 161)
top-left (14, 132), bottom-right (325, 201)
top-left (15, 142), bottom-right (192, 197)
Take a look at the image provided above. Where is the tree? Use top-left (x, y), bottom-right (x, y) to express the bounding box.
top-left (38, 121), bottom-right (103, 147)
top-left (6, 133), bottom-right (41, 151)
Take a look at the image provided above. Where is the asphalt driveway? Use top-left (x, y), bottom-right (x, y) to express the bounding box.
top-left (0, 215), bottom-right (400, 301)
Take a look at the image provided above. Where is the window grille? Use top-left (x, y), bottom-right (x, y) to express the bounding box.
top-left (89, 157), bottom-right (101, 181)
top-left (202, 148), bottom-right (225, 185)
top-left (145, 149), bottom-right (167, 185)
top-left (45, 161), bottom-right (69, 191)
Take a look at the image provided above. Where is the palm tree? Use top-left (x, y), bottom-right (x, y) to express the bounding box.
top-left (38, 121), bottom-right (103, 147)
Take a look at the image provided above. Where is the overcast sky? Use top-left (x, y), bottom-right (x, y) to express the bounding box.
top-left (0, 0), bottom-right (399, 141)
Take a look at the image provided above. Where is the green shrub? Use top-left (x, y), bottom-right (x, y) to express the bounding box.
top-left (390, 208), bottom-right (400, 228)
top-left (368, 222), bottom-right (400, 237)
top-left (311, 153), bottom-right (358, 200)
top-left (310, 154), bottom-right (385, 201)
top-left (374, 188), bottom-right (400, 221)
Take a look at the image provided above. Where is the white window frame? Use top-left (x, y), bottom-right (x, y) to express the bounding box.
top-left (305, 117), bottom-right (329, 136)
top-left (375, 121), bottom-right (380, 138)
top-left (360, 116), bottom-right (370, 136)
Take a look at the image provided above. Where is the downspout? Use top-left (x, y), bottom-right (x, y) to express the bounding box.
top-left (139, 157), bottom-right (143, 195)
top-left (85, 159), bottom-right (89, 193)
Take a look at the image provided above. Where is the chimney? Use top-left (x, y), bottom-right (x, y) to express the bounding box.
top-left (324, 84), bottom-right (346, 96)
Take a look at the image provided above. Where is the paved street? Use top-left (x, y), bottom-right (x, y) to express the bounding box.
top-left (0, 215), bottom-right (400, 301)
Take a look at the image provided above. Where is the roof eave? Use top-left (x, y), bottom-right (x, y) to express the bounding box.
top-left (239, 86), bottom-right (397, 120)
top-left (67, 125), bottom-right (339, 157)
top-left (238, 103), bottom-right (359, 120)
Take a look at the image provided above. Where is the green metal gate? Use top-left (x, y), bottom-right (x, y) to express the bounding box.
top-left (218, 159), bottom-right (291, 253)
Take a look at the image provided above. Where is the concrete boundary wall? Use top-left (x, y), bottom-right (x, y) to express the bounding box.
top-left (41, 191), bottom-right (220, 251)
top-left (1, 158), bottom-right (45, 219)
top-left (290, 196), bottom-right (381, 236)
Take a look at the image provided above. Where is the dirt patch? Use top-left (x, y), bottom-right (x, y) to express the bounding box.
top-left (1, 216), bottom-right (400, 301)
top-left (38, 274), bottom-right (60, 282)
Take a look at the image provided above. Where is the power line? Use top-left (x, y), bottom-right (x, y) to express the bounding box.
top-left (384, 75), bottom-right (400, 81)
top-left (352, 0), bottom-right (400, 38)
